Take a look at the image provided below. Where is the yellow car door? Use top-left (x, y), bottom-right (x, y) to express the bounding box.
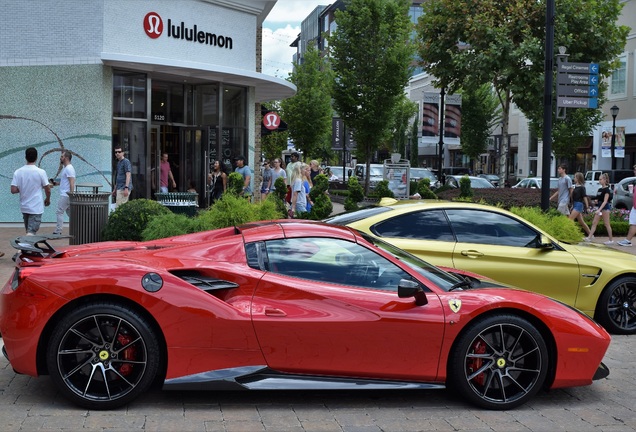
top-left (445, 208), bottom-right (581, 305)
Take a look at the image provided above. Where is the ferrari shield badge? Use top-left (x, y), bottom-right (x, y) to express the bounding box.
top-left (449, 299), bottom-right (462, 313)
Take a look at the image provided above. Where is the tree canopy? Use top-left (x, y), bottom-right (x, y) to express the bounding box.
top-left (416, 0), bottom-right (628, 161)
top-left (280, 45), bottom-right (333, 161)
top-left (329, 0), bottom-right (415, 192)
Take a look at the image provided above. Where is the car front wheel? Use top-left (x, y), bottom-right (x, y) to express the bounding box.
top-left (596, 277), bottom-right (636, 334)
top-left (448, 314), bottom-right (549, 410)
top-left (46, 302), bottom-right (160, 409)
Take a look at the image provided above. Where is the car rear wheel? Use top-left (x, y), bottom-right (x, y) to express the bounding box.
top-left (46, 302), bottom-right (160, 409)
top-left (596, 277), bottom-right (636, 334)
top-left (448, 314), bottom-right (548, 410)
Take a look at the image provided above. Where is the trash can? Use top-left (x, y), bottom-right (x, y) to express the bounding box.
top-left (68, 191), bottom-right (111, 245)
top-left (155, 192), bottom-right (198, 217)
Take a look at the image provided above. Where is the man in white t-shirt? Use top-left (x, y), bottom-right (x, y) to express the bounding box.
top-left (11, 147), bottom-right (51, 235)
top-left (53, 150), bottom-right (76, 235)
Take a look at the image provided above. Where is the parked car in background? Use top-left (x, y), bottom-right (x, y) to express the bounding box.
top-left (478, 173), bottom-right (500, 187)
top-left (445, 175), bottom-right (494, 189)
top-left (410, 167), bottom-right (440, 189)
top-left (585, 169), bottom-right (633, 196)
top-left (512, 177), bottom-right (559, 189)
top-left (1, 223), bottom-right (611, 410)
top-left (327, 199), bottom-right (636, 335)
top-left (612, 176), bottom-right (636, 210)
top-left (354, 163), bottom-right (384, 190)
top-left (326, 166), bottom-right (348, 190)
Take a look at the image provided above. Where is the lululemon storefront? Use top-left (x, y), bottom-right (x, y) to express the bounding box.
top-left (0, 0), bottom-right (294, 222)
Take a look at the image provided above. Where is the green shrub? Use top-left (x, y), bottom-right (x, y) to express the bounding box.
top-left (416, 179), bottom-right (437, 199)
top-left (196, 193), bottom-right (280, 230)
top-left (344, 177), bottom-right (364, 211)
top-left (373, 180), bottom-right (394, 199)
top-left (142, 212), bottom-right (199, 240)
top-left (227, 171), bottom-right (244, 196)
top-left (459, 175), bottom-right (473, 199)
top-left (102, 199), bottom-right (170, 241)
top-left (509, 206), bottom-right (584, 243)
top-left (269, 176), bottom-right (288, 217)
top-left (306, 174), bottom-right (333, 220)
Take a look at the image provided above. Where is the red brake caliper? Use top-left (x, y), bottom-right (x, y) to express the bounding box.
top-left (467, 340), bottom-right (486, 386)
top-left (117, 334), bottom-right (136, 376)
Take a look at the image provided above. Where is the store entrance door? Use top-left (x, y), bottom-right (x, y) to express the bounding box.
top-left (182, 127), bottom-right (208, 208)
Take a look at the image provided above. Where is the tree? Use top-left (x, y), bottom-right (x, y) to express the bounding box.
top-left (409, 117), bottom-right (419, 167)
top-left (460, 83), bottom-right (501, 172)
top-left (416, 0), bottom-right (628, 168)
top-left (329, 0), bottom-right (415, 193)
top-left (280, 45), bottom-right (333, 161)
top-left (392, 95), bottom-right (418, 160)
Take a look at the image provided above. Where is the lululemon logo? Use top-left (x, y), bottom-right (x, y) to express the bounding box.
top-left (263, 111), bottom-right (281, 130)
top-left (144, 12), bottom-right (163, 39)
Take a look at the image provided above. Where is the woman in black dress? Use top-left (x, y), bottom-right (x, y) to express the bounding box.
top-left (208, 160), bottom-right (227, 204)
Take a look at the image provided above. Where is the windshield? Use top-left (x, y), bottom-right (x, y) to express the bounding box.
top-left (369, 166), bottom-right (384, 176)
top-left (359, 232), bottom-right (463, 291)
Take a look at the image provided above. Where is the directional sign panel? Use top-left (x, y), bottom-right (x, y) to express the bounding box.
top-left (557, 97), bottom-right (598, 109)
top-left (557, 73), bottom-right (599, 86)
top-left (557, 62), bottom-right (599, 74)
top-left (558, 85), bottom-right (599, 97)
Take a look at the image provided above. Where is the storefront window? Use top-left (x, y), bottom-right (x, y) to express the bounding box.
top-left (222, 85), bottom-right (247, 161)
top-left (152, 82), bottom-right (185, 124)
top-left (113, 72), bottom-right (146, 118)
top-left (194, 84), bottom-right (219, 126)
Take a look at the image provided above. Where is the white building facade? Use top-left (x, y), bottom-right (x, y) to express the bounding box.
top-left (0, 0), bottom-right (294, 222)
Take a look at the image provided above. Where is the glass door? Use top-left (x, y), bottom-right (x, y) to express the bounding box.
top-left (182, 128), bottom-right (208, 207)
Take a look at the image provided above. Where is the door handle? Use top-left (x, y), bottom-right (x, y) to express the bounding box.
top-left (461, 250), bottom-right (484, 258)
top-left (265, 307), bottom-right (287, 317)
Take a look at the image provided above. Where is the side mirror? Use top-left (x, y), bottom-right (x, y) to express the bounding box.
top-left (398, 279), bottom-right (428, 306)
top-left (539, 234), bottom-right (553, 249)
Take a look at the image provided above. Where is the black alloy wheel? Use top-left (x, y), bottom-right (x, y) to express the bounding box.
top-left (449, 314), bottom-right (549, 410)
top-left (46, 302), bottom-right (160, 409)
top-left (597, 277), bottom-right (636, 334)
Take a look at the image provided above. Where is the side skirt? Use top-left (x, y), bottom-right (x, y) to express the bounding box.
top-left (163, 366), bottom-right (445, 392)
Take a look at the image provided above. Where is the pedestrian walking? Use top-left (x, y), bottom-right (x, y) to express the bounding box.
top-left (160, 152), bottom-right (177, 193)
top-left (10, 147), bottom-right (51, 235)
top-left (112, 146), bottom-right (132, 207)
top-left (586, 172), bottom-right (614, 244)
top-left (234, 155), bottom-right (252, 198)
top-left (569, 172), bottom-right (592, 238)
top-left (618, 165), bottom-right (636, 246)
top-left (550, 163), bottom-right (573, 215)
top-left (53, 150), bottom-right (76, 235)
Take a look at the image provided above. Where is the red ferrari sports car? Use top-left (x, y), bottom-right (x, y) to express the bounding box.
top-left (1, 221), bottom-right (610, 410)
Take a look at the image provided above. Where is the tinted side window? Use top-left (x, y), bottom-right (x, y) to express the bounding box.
top-left (446, 209), bottom-right (537, 247)
top-left (265, 237), bottom-right (411, 291)
top-left (372, 210), bottom-right (454, 241)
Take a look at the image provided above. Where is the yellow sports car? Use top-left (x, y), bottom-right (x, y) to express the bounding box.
top-left (326, 199), bottom-right (636, 334)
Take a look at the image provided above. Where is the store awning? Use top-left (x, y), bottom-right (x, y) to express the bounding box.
top-left (101, 52), bottom-right (296, 102)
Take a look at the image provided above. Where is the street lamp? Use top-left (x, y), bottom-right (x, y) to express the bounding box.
top-left (611, 105), bottom-right (619, 170)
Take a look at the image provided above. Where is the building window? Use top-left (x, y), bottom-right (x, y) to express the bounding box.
top-left (113, 72), bottom-right (146, 119)
top-left (610, 54), bottom-right (627, 98)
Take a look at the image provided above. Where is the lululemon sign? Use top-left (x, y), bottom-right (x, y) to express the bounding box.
top-left (144, 12), bottom-right (163, 39)
top-left (263, 112), bottom-right (281, 131)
